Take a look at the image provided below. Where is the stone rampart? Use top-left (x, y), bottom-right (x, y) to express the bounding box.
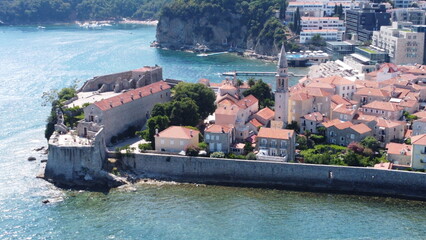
top-left (121, 153), bottom-right (426, 200)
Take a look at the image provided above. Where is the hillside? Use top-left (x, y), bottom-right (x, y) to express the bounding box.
top-left (155, 0), bottom-right (287, 56)
top-left (0, 0), bottom-right (170, 24)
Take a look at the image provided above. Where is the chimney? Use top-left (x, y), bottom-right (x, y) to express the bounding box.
top-left (288, 132), bottom-right (291, 139)
top-left (221, 127), bottom-right (225, 133)
top-left (139, 91), bottom-right (142, 97)
top-left (244, 99), bottom-right (248, 107)
top-left (131, 93), bottom-right (134, 100)
top-left (109, 101), bottom-right (113, 108)
top-left (190, 130), bottom-right (193, 137)
top-left (120, 97), bottom-right (124, 104)
top-left (155, 128), bottom-right (159, 135)
top-left (160, 84), bottom-right (163, 90)
top-left (150, 87), bottom-right (153, 93)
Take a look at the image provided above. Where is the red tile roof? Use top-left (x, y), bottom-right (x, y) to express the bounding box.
top-left (386, 143), bottom-right (412, 156)
top-left (334, 121), bottom-right (353, 130)
top-left (236, 95), bottom-right (258, 109)
top-left (414, 111), bottom-right (426, 119)
top-left (257, 127), bottom-right (294, 140)
top-left (411, 134), bottom-right (426, 145)
top-left (94, 81), bottom-right (170, 111)
top-left (157, 126), bottom-right (199, 139)
top-left (255, 107), bottom-right (275, 121)
top-left (205, 124), bottom-right (233, 133)
top-left (249, 118), bottom-right (263, 128)
top-left (316, 75), bottom-right (353, 86)
top-left (302, 112), bottom-right (326, 122)
top-left (355, 88), bottom-right (390, 98)
top-left (376, 118), bottom-right (405, 128)
top-left (363, 101), bottom-right (402, 112)
top-left (350, 123), bottom-right (371, 134)
top-left (321, 119), bottom-right (345, 128)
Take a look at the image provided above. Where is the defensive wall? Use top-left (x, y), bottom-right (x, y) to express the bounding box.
top-left (120, 153), bottom-right (426, 200)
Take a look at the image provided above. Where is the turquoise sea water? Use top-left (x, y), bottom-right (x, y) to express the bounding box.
top-left (1, 24), bottom-right (426, 240)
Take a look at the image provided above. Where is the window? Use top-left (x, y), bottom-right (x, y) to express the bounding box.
top-left (261, 139), bottom-right (267, 147)
top-left (351, 134), bottom-right (355, 139)
top-left (180, 141), bottom-right (184, 146)
top-left (160, 139), bottom-right (165, 144)
top-left (170, 140), bottom-right (174, 145)
top-left (206, 134), bottom-right (210, 140)
top-left (216, 135), bottom-right (219, 141)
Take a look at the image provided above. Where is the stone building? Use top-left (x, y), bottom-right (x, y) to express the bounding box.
top-left (385, 142), bottom-right (412, 166)
top-left (205, 124), bottom-right (235, 153)
top-left (324, 121), bottom-right (372, 146)
top-left (155, 126), bottom-right (199, 153)
top-left (256, 127), bottom-right (296, 162)
top-left (410, 133), bottom-right (426, 169)
top-left (79, 81), bottom-right (171, 144)
top-left (300, 112), bottom-right (328, 134)
top-left (361, 101), bottom-right (404, 120)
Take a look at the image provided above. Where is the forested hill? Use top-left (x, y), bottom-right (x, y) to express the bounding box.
top-left (156, 0), bottom-right (287, 56)
top-left (0, 0), bottom-right (170, 24)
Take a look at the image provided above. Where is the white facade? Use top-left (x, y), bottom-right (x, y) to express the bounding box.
top-left (300, 29), bottom-right (344, 43)
top-left (301, 17), bottom-right (345, 31)
top-left (372, 22), bottom-right (425, 65)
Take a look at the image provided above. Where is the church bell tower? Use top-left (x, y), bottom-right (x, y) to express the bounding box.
top-left (274, 44), bottom-right (289, 128)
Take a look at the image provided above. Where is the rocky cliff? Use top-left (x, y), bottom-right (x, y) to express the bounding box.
top-left (155, 0), bottom-right (285, 56)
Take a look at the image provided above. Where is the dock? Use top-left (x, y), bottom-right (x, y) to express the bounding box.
top-left (222, 71), bottom-right (304, 77)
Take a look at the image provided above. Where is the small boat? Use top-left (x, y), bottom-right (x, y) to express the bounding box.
top-left (37, 26), bottom-right (46, 30)
top-left (197, 53), bottom-right (209, 57)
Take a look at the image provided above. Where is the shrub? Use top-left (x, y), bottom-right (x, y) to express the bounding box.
top-left (211, 152), bottom-right (225, 158)
top-left (246, 152), bottom-right (257, 160)
top-left (138, 143), bottom-right (152, 152)
top-left (186, 146), bottom-right (200, 156)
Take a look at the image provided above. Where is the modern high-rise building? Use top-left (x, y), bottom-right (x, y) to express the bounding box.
top-left (346, 3), bottom-right (391, 42)
top-left (372, 22), bottom-right (425, 65)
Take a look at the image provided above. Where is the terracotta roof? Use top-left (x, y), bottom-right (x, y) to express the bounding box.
top-left (94, 81), bottom-right (170, 111)
top-left (220, 84), bottom-right (237, 90)
top-left (374, 162), bottom-right (393, 170)
top-left (306, 82), bottom-right (335, 89)
top-left (157, 126), bottom-right (199, 139)
top-left (350, 123), bottom-right (371, 134)
top-left (198, 78), bottom-right (210, 86)
top-left (334, 121), bottom-right (353, 130)
top-left (255, 107), bottom-right (275, 121)
top-left (302, 112), bottom-right (326, 122)
top-left (290, 92), bottom-right (311, 101)
top-left (133, 66), bottom-right (156, 72)
top-left (321, 119), bottom-right (345, 128)
top-left (376, 118), bottom-right (405, 128)
top-left (379, 63), bottom-right (398, 73)
top-left (215, 105), bottom-right (240, 116)
top-left (363, 101), bottom-right (402, 112)
top-left (386, 143), bottom-right (412, 156)
top-left (249, 118), bottom-right (263, 128)
top-left (306, 87), bottom-right (333, 97)
top-left (412, 134), bottom-right (426, 145)
top-left (414, 111), bottom-right (426, 119)
top-left (331, 95), bottom-right (351, 105)
top-left (353, 113), bottom-right (377, 122)
top-left (236, 95), bottom-right (258, 109)
top-left (257, 127), bottom-right (295, 140)
top-left (205, 124), bottom-right (233, 133)
top-left (405, 129), bottom-right (413, 138)
top-left (333, 104), bottom-right (356, 115)
top-left (354, 88), bottom-right (390, 98)
top-left (354, 80), bottom-right (380, 88)
top-left (398, 100), bottom-right (418, 108)
top-left (316, 75), bottom-right (353, 86)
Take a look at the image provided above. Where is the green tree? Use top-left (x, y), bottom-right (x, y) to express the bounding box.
top-left (173, 82), bottom-right (216, 120)
top-left (246, 152), bottom-right (257, 160)
top-left (169, 98), bottom-right (200, 126)
top-left (309, 34), bottom-right (326, 47)
top-left (292, 7), bottom-right (301, 35)
top-left (243, 79), bottom-right (274, 108)
top-left (361, 136), bottom-right (379, 152)
top-left (243, 142), bottom-right (254, 154)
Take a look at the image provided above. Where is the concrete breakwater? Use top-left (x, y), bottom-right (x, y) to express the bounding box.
top-left (121, 153), bottom-right (426, 200)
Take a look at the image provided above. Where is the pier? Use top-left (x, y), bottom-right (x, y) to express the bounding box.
top-left (222, 71), bottom-right (305, 77)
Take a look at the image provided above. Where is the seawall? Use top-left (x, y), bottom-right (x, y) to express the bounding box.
top-left (121, 153), bottom-right (426, 200)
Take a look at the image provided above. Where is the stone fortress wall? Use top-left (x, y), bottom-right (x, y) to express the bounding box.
top-left (80, 66), bottom-right (163, 93)
top-left (121, 153), bottom-right (426, 200)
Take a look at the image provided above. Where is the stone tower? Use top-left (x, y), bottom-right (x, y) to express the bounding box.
top-left (274, 44), bottom-right (289, 128)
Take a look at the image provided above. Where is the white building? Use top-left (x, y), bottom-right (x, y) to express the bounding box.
top-left (300, 29), bottom-right (344, 43)
top-left (301, 17), bottom-right (345, 31)
top-left (372, 22), bottom-right (425, 65)
top-left (390, 8), bottom-right (426, 25)
top-left (394, 0), bottom-right (415, 8)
